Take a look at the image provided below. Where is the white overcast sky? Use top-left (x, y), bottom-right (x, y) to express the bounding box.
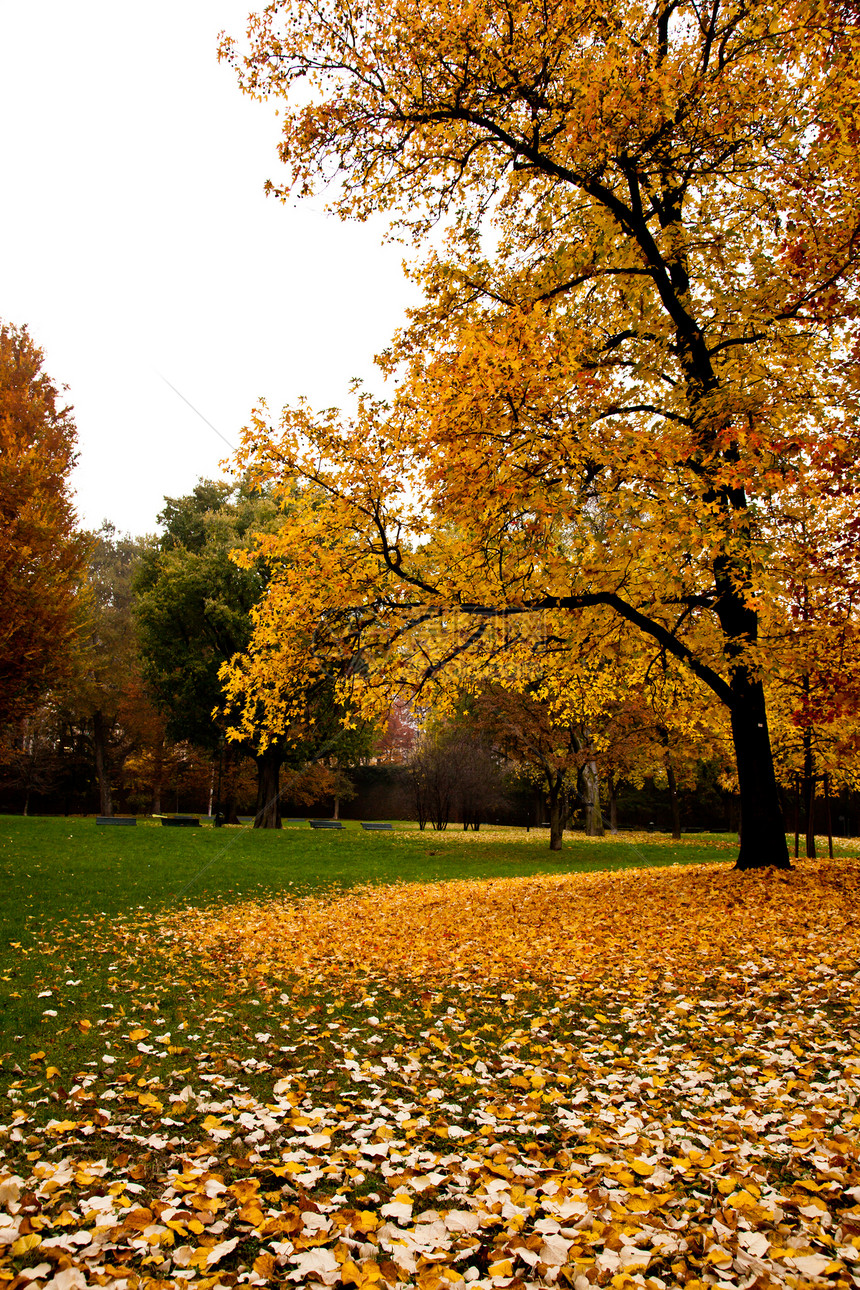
top-left (0, 1), bottom-right (417, 534)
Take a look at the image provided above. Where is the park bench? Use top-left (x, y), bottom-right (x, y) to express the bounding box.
top-left (96, 816), bottom-right (136, 826)
top-left (310, 819), bottom-right (343, 829)
top-left (360, 822), bottom-right (393, 831)
top-left (160, 816), bottom-right (200, 828)
top-left (236, 816), bottom-right (307, 826)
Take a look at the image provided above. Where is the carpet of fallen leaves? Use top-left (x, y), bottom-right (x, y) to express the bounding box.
top-left (3, 859), bottom-right (860, 1290)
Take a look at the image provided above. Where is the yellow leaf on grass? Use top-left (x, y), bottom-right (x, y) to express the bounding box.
top-left (488, 1260), bottom-right (514, 1277)
top-left (230, 1178), bottom-right (261, 1203)
top-left (11, 1234), bottom-right (41, 1256)
top-left (727, 1190), bottom-right (759, 1210)
top-left (630, 1160), bottom-right (654, 1177)
top-left (238, 1205), bottom-right (265, 1227)
top-left (129, 1028), bottom-right (150, 1041)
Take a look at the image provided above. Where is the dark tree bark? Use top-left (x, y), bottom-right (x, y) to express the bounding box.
top-left (728, 678), bottom-right (790, 869)
top-left (802, 724), bottom-right (817, 859)
top-left (222, 745), bottom-right (241, 824)
top-left (712, 560), bottom-right (790, 870)
top-left (658, 727), bottom-right (682, 840)
top-left (254, 747), bottom-right (282, 828)
top-left (667, 760), bottom-right (681, 841)
top-left (93, 710), bottom-right (113, 817)
top-left (607, 770), bottom-right (618, 833)
top-left (547, 771), bottom-right (566, 852)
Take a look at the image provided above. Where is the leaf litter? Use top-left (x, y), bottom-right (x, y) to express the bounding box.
top-left (2, 859), bottom-right (860, 1290)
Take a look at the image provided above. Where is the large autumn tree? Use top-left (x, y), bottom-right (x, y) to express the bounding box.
top-left (221, 0), bottom-right (860, 868)
top-left (0, 322), bottom-right (87, 725)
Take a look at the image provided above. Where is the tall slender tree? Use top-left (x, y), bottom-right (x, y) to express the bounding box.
top-left (0, 322), bottom-right (86, 725)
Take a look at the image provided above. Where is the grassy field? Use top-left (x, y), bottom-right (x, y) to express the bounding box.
top-left (0, 813), bottom-right (741, 920)
top-left (1, 817), bottom-right (859, 1289)
top-left (0, 815), bottom-right (737, 1050)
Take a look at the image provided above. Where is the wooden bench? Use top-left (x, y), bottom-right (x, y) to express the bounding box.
top-left (160, 816), bottom-right (200, 828)
top-left (97, 816), bottom-right (136, 826)
top-left (310, 820), bottom-right (343, 829)
top-left (360, 822), bottom-right (393, 831)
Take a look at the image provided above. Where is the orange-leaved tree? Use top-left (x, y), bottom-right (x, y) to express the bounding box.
top-left (765, 481), bottom-right (860, 854)
top-left (221, 0), bottom-right (860, 868)
top-left (0, 322), bottom-right (87, 726)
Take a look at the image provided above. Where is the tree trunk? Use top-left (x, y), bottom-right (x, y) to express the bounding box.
top-left (728, 677), bottom-right (790, 869)
top-left (333, 794), bottom-right (340, 820)
top-left (607, 771), bottom-right (618, 833)
top-left (802, 726), bottom-right (816, 859)
top-left (93, 710), bottom-right (113, 816)
top-left (655, 725), bottom-right (681, 839)
top-left (667, 760), bottom-right (681, 840)
top-left (547, 772), bottom-right (565, 851)
top-left (254, 748), bottom-right (282, 828)
top-left (222, 746), bottom-right (240, 824)
top-left (579, 757), bottom-right (605, 836)
top-left (712, 558), bottom-right (790, 870)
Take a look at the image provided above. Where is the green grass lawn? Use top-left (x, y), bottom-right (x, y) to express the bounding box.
top-left (0, 813), bottom-right (737, 928)
top-left (0, 814), bottom-right (735, 1079)
top-left (2, 816), bottom-right (859, 1288)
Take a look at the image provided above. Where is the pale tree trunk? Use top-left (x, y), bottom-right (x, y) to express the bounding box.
top-left (93, 710), bottom-right (113, 816)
